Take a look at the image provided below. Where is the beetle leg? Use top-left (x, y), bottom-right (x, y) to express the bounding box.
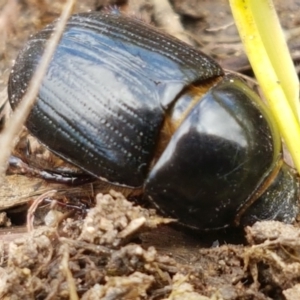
top-left (7, 155), bottom-right (95, 185)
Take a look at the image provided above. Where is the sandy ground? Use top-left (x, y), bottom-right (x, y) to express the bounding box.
top-left (1, 0), bottom-right (300, 299)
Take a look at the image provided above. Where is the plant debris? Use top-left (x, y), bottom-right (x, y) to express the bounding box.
top-left (1, 0), bottom-right (300, 299)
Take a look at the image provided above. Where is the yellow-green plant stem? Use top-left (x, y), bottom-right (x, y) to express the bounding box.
top-left (229, 0), bottom-right (300, 173)
top-left (248, 1), bottom-right (299, 118)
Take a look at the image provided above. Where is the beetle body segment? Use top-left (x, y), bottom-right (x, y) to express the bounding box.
top-left (8, 12), bottom-right (299, 230)
top-left (146, 76), bottom-right (283, 229)
top-left (240, 162), bottom-right (300, 226)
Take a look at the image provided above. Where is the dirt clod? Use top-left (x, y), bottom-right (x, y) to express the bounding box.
top-left (1, 0), bottom-right (300, 299)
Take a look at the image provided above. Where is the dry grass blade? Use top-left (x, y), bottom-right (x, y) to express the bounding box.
top-left (0, 0), bottom-right (76, 179)
top-left (27, 190), bottom-right (57, 232)
top-left (61, 243), bottom-right (79, 300)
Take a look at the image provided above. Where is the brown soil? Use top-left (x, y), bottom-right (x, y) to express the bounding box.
top-left (1, 0), bottom-right (300, 299)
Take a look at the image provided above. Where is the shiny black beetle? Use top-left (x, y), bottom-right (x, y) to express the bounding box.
top-left (8, 12), bottom-right (300, 230)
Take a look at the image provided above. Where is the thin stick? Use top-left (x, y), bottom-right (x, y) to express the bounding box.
top-left (61, 243), bottom-right (79, 300)
top-left (0, 0), bottom-right (76, 179)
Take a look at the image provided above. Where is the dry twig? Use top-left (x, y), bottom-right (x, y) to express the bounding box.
top-left (0, 0), bottom-right (76, 178)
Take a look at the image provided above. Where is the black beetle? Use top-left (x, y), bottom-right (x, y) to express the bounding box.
top-left (8, 12), bottom-right (299, 230)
